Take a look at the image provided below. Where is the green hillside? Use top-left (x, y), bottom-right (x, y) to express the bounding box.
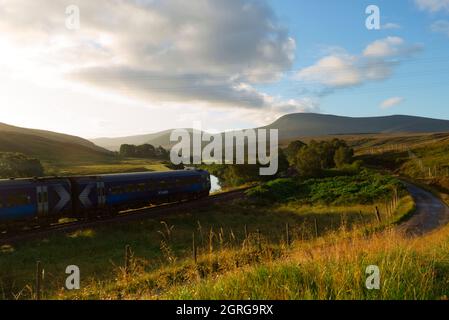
top-left (0, 123), bottom-right (114, 165)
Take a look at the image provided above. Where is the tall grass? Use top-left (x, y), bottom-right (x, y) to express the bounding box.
top-left (55, 196), bottom-right (416, 300)
top-left (162, 224), bottom-right (449, 300)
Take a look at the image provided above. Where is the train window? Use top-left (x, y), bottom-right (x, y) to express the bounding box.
top-left (126, 184), bottom-right (136, 193)
top-left (137, 183), bottom-right (146, 192)
top-left (7, 194), bottom-right (31, 207)
top-left (111, 186), bottom-right (123, 194)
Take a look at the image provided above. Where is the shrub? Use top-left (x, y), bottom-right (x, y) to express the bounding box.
top-left (0, 152), bottom-right (44, 178)
top-left (246, 178), bottom-right (298, 202)
top-left (246, 170), bottom-right (404, 206)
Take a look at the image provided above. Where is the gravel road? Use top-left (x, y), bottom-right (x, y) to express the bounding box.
top-left (400, 182), bottom-right (449, 236)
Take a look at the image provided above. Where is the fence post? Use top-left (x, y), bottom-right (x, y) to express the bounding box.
top-left (192, 232), bottom-right (197, 264)
top-left (375, 207), bottom-right (382, 223)
top-left (244, 224), bottom-right (248, 240)
top-left (285, 223), bottom-right (290, 246)
top-left (257, 229), bottom-right (261, 250)
top-left (314, 218), bottom-right (318, 238)
top-left (35, 261), bottom-right (43, 300)
top-left (125, 245), bottom-right (132, 274)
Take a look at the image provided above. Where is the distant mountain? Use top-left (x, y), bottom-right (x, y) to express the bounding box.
top-left (92, 130), bottom-right (175, 152)
top-left (91, 113), bottom-right (449, 151)
top-left (0, 122), bottom-right (114, 164)
top-left (264, 113), bottom-right (449, 140)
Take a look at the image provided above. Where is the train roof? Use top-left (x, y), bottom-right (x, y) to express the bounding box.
top-left (98, 169), bottom-right (208, 181)
top-left (69, 169), bottom-right (209, 182)
top-left (0, 170), bottom-right (210, 185)
top-left (0, 177), bottom-right (70, 187)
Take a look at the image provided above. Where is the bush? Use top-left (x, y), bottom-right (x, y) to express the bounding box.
top-left (299, 170), bottom-right (404, 205)
top-left (0, 152), bottom-right (44, 178)
top-left (246, 170), bottom-right (404, 206)
top-left (246, 178), bottom-right (298, 202)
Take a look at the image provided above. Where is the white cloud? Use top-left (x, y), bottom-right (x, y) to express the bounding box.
top-left (382, 23), bottom-right (401, 30)
top-left (431, 20), bottom-right (449, 36)
top-left (0, 0), bottom-right (300, 113)
top-left (415, 0), bottom-right (449, 12)
top-left (295, 37), bottom-right (422, 89)
top-left (380, 97), bottom-right (404, 109)
top-left (363, 37), bottom-right (419, 58)
top-left (295, 54), bottom-right (362, 88)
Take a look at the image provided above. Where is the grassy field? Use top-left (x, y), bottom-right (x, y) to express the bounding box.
top-left (0, 170), bottom-right (414, 300)
top-left (162, 219), bottom-right (449, 300)
top-left (57, 195), bottom-right (414, 300)
top-left (44, 158), bottom-right (171, 176)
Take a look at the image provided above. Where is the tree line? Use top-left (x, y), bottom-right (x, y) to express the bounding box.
top-left (285, 138), bottom-right (355, 178)
top-left (119, 144), bottom-right (169, 160)
top-left (205, 138), bottom-right (355, 187)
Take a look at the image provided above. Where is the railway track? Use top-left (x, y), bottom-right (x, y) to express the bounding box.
top-left (0, 187), bottom-right (252, 245)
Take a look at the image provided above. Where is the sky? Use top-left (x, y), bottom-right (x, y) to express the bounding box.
top-left (0, 0), bottom-right (449, 138)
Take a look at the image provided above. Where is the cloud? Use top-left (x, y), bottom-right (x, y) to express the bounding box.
top-left (363, 37), bottom-right (420, 58)
top-left (431, 20), bottom-right (449, 36)
top-left (380, 97), bottom-right (404, 109)
top-left (295, 37), bottom-right (422, 90)
top-left (415, 0), bottom-right (449, 12)
top-left (295, 54), bottom-right (362, 88)
top-left (0, 0), bottom-right (301, 113)
top-left (382, 23), bottom-right (401, 30)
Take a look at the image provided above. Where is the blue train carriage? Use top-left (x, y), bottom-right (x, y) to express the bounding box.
top-left (69, 169), bottom-right (211, 215)
top-left (101, 169), bottom-right (211, 210)
top-left (0, 177), bottom-right (73, 226)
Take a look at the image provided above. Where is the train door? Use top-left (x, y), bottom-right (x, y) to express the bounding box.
top-left (97, 181), bottom-right (106, 207)
top-left (36, 186), bottom-right (49, 216)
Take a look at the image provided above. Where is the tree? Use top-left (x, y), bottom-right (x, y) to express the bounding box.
top-left (277, 148), bottom-right (290, 175)
top-left (135, 144), bottom-right (156, 158)
top-left (155, 146), bottom-right (169, 160)
top-left (295, 146), bottom-right (322, 178)
top-left (334, 146), bottom-right (354, 168)
top-left (284, 140), bottom-right (306, 166)
top-left (119, 144), bottom-right (136, 157)
top-left (119, 143), bottom-right (169, 159)
top-left (0, 152), bottom-right (44, 178)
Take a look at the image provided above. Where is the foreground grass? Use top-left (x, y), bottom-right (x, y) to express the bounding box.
top-left (163, 225), bottom-right (449, 300)
top-left (54, 194), bottom-right (447, 300)
top-left (0, 195), bottom-right (403, 300)
top-left (50, 195), bottom-right (414, 300)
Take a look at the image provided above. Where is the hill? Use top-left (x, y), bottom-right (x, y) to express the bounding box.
top-left (91, 130), bottom-right (175, 152)
top-left (0, 122), bottom-right (114, 165)
top-left (264, 113), bottom-right (449, 140)
top-left (91, 113), bottom-right (449, 151)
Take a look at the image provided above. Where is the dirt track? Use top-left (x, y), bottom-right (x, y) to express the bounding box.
top-left (400, 182), bottom-right (449, 236)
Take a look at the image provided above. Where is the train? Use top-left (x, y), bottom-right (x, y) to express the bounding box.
top-left (0, 169), bottom-right (211, 228)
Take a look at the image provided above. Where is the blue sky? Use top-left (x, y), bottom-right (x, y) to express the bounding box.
top-left (267, 0), bottom-right (449, 119)
top-left (0, 0), bottom-right (448, 138)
